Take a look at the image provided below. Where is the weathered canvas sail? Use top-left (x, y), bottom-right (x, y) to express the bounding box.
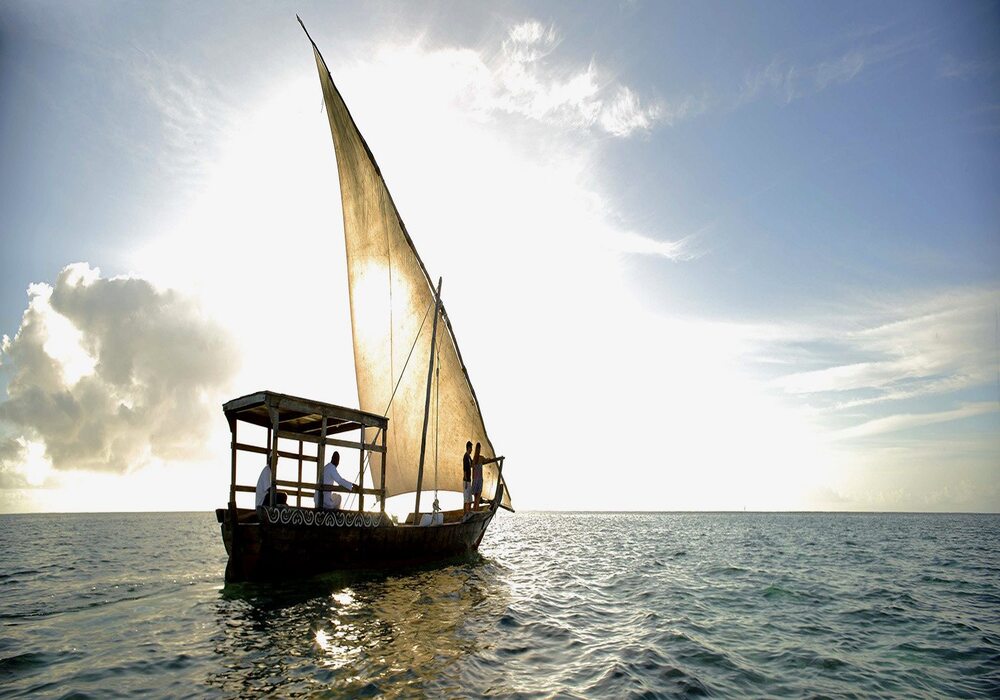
top-left (304, 27), bottom-right (512, 511)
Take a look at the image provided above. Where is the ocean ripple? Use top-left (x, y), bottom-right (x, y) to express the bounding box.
top-left (1, 512), bottom-right (999, 697)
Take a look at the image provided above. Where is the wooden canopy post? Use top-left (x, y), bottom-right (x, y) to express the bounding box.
top-left (296, 438), bottom-right (304, 507)
top-left (316, 416), bottom-right (327, 509)
top-left (268, 406), bottom-right (280, 508)
top-left (228, 415), bottom-right (238, 506)
top-left (358, 432), bottom-right (365, 512)
top-left (379, 428), bottom-right (386, 513)
top-left (263, 423), bottom-right (272, 509)
top-left (414, 277), bottom-right (443, 518)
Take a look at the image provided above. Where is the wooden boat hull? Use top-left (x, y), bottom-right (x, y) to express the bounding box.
top-left (217, 505), bottom-right (496, 582)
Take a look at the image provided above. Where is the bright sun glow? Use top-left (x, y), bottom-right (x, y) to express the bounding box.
top-left (27, 282), bottom-right (97, 386)
top-left (114, 38), bottom-right (839, 512)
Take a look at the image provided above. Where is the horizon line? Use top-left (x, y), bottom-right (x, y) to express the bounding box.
top-left (1, 508), bottom-right (998, 516)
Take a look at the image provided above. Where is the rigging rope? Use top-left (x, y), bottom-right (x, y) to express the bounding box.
top-left (382, 298), bottom-right (434, 417)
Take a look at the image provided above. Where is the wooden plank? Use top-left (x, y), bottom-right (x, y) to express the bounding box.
top-left (275, 430), bottom-right (385, 453)
top-left (326, 421), bottom-right (364, 435)
top-left (233, 441), bottom-right (318, 462)
top-left (222, 391), bottom-right (270, 415)
top-left (274, 480), bottom-right (317, 492)
top-left (272, 395), bottom-right (386, 429)
top-left (299, 420), bottom-right (362, 435)
top-left (326, 436), bottom-right (385, 452)
top-left (224, 391), bottom-right (387, 430)
top-left (234, 485), bottom-right (256, 493)
top-left (276, 479), bottom-right (381, 496)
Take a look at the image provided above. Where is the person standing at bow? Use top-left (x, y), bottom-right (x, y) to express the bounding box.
top-left (471, 442), bottom-right (501, 512)
top-left (462, 441), bottom-right (474, 515)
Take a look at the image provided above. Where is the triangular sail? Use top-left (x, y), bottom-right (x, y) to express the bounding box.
top-left (303, 25), bottom-right (512, 511)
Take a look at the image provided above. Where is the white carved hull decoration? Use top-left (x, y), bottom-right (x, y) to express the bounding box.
top-left (262, 506), bottom-right (387, 528)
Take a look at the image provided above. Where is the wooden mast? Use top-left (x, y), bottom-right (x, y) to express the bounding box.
top-left (413, 277), bottom-right (443, 518)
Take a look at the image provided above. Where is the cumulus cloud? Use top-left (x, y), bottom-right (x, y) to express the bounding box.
top-left (0, 263), bottom-right (238, 478)
top-left (0, 438), bottom-right (29, 488)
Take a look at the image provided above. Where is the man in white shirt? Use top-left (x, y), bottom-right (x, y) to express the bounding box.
top-left (318, 451), bottom-right (358, 510)
top-left (255, 462), bottom-right (287, 507)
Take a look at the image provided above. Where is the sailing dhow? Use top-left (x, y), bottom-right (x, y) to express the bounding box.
top-left (216, 20), bottom-right (512, 582)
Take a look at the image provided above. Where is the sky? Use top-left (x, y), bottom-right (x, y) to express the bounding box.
top-left (0, 1), bottom-right (998, 513)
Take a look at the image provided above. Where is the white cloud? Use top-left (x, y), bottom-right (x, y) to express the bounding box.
top-left (739, 48), bottom-right (870, 105)
top-left (502, 20), bottom-right (560, 64)
top-left (740, 60), bottom-right (799, 104)
top-left (771, 288), bottom-right (999, 408)
top-left (938, 54), bottom-right (1000, 81)
top-left (597, 86), bottom-right (661, 136)
top-left (609, 231), bottom-right (699, 260)
top-left (734, 32), bottom-right (936, 109)
top-left (481, 20), bottom-right (666, 137)
top-left (814, 51), bottom-right (866, 90)
top-left (129, 50), bottom-right (235, 183)
top-left (834, 403), bottom-right (997, 440)
top-left (0, 264), bottom-right (238, 478)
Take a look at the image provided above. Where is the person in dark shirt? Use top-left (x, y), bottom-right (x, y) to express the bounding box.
top-left (472, 442), bottom-right (501, 512)
top-left (462, 441), bottom-right (473, 515)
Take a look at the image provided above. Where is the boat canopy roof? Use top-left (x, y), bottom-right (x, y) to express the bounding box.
top-left (223, 390), bottom-right (388, 437)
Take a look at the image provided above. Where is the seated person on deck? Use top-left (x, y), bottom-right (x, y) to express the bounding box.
top-left (317, 451), bottom-right (358, 510)
top-left (255, 462), bottom-right (287, 507)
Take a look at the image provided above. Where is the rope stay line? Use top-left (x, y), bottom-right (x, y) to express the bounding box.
top-left (383, 297), bottom-right (434, 418)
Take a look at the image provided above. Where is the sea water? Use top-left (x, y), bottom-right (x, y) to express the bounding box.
top-left (1, 512), bottom-right (998, 698)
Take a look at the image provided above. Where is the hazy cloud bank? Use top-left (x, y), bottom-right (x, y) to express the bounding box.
top-left (0, 264), bottom-right (238, 480)
top-left (761, 286), bottom-right (1000, 435)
